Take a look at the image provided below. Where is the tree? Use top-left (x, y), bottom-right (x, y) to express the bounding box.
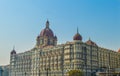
top-left (67, 69), bottom-right (84, 76)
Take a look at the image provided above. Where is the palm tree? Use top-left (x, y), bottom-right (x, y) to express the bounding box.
top-left (67, 69), bottom-right (84, 76)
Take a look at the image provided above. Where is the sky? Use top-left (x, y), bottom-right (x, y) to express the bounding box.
top-left (0, 0), bottom-right (120, 65)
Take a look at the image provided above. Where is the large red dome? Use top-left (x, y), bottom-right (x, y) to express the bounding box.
top-left (40, 20), bottom-right (54, 37)
top-left (40, 28), bottom-right (54, 37)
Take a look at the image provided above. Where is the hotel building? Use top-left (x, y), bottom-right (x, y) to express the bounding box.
top-left (9, 20), bottom-right (120, 76)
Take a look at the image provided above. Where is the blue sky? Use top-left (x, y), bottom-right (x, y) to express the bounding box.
top-left (0, 0), bottom-right (120, 65)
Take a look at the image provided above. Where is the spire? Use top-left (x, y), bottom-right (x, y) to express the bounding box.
top-left (73, 27), bottom-right (82, 41)
top-left (13, 45), bottom-right (15, 50)
top-left (46, 20), bottom-right (49, 28)
top-left (89, 37), bottom-right (91, 41)
top-left (77, 27), bottom-right (79, 34)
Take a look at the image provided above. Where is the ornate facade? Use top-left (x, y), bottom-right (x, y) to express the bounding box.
top-left (9, 20), bottom-right (120, 76)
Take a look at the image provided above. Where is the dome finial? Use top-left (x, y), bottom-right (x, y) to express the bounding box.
top-left (46, 19), bottom-right (49, 28)
top-left (73, 27), bottom-right (82, 41)
top-left (77, 27), bottom-right (79, 34)
top-left (89, 37), bottom-right (91, 40)
top-left (13, 45), bottom-right (15, 50)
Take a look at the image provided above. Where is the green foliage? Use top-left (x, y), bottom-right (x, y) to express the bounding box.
top-left (67, 69), bottom-right (84, 76)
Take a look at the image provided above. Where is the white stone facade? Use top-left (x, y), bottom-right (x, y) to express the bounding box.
top-left (9, 21), bottom-right (120, 76)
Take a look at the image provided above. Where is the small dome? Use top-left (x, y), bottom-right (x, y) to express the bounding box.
top-left (86, 38), bottom-right (97, 46)
top-left (73, 28), bottom-right (82, 41)
top-left (11, 49), bottom-right (16, 55)
top-left (118, 49), bottom-right (120, 52)
top-left (73, 33), bottom-right (82, 40)
top-left (40, 20), bottom-right (54, 37)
